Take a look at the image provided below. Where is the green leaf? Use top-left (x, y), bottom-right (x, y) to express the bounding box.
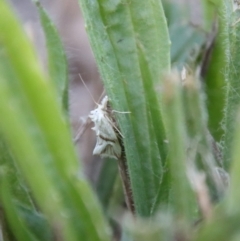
top-left (0, 65), bottom-right (78, 241)
top-left (204, 1), bottom-right (229, 142)
top-left (223, 6), bottom-right (240, 169)
top-left (182, 75), bottom-right (221, 200)
top-left (122, 212), bottom-right (185, 241)
top-left (170, 24), bottom-right (205, 69)
top-left (96, 159), bottom-right (119, 210)
top-left (201, 0), bottom-right (216, 32)
top-left (0, 137), bottom-right (33, 208)
top-left (34, 0), bottom-right (69, 113)
top-left (161, 73), bottom-right (197, 219)
top-left (16, 204), bottom-right (52, 241)
top-left (193, 211), bottom-right (240, 241)
top-left (78, 0), bottom-right (170, 217)
top-left (0, 0), bottom-right (76, 178)
top-left (161, 0), bottom-right (185, 26)
top-left (225, 110), bottom-right (240, 215)
top-left (0, 179), bottom-right (38, 241)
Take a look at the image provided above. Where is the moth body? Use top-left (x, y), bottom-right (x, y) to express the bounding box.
top-left (89, 96), bottom-right (122, 160)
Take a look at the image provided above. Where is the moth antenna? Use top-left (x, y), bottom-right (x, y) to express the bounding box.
top-left (78, 73), bottom-right (98, 105)
top-left (97, 90), bottom-right (106, 103)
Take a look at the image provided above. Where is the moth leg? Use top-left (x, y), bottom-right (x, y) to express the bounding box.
top-left (96, 90), bottom-right (106, 104)
top-left (73, 116), bottom-right (91, 143)
top-left (108, 110), bottom-right (131, 138)
top-left (111, 110), bottom-right (131, 114)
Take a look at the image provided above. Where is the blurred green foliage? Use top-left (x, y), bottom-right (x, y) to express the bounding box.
top-left (0, 0), bottom-right (240, 240)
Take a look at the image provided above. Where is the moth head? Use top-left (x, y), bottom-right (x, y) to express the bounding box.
top-left (100, 96), bottom-right (109, 108)
top-left (89, 96), bottom-right (109, 122)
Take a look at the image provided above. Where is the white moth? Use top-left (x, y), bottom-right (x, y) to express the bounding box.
top-left (89, 96), bottom-right (122, 160)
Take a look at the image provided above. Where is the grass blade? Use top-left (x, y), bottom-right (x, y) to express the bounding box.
top-left (223, 4), bottom-right (240, 169)
top-left (78, 0), bottom-right (170, 217)
top-left (96, 159), bottom-right (119, 211)
top-left (161, 73), bottom-right (197, 219)
top-left (225, 110), bottom-right (240, 215)
top-left (0, 179), bottom-right (38, 241)
top-left (34, 0), bottom-right (69, 113)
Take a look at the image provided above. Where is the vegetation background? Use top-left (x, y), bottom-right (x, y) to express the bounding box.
top-left (0, 0), bottom-right (240, 241)
top-left (8, 0), bottom-right (201, 182)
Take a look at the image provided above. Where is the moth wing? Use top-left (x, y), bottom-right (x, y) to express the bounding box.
top-left (93, 136), bottom-right (121, 160)
top-left (95, 115), bottom-right (119, 141)
top-left (89, 99), bottom-right (122, 159)
top-left (100, 145), bottom-right (121, 160)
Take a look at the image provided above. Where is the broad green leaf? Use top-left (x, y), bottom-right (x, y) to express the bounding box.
top-left (78, 0), bottom-right (170, 217)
